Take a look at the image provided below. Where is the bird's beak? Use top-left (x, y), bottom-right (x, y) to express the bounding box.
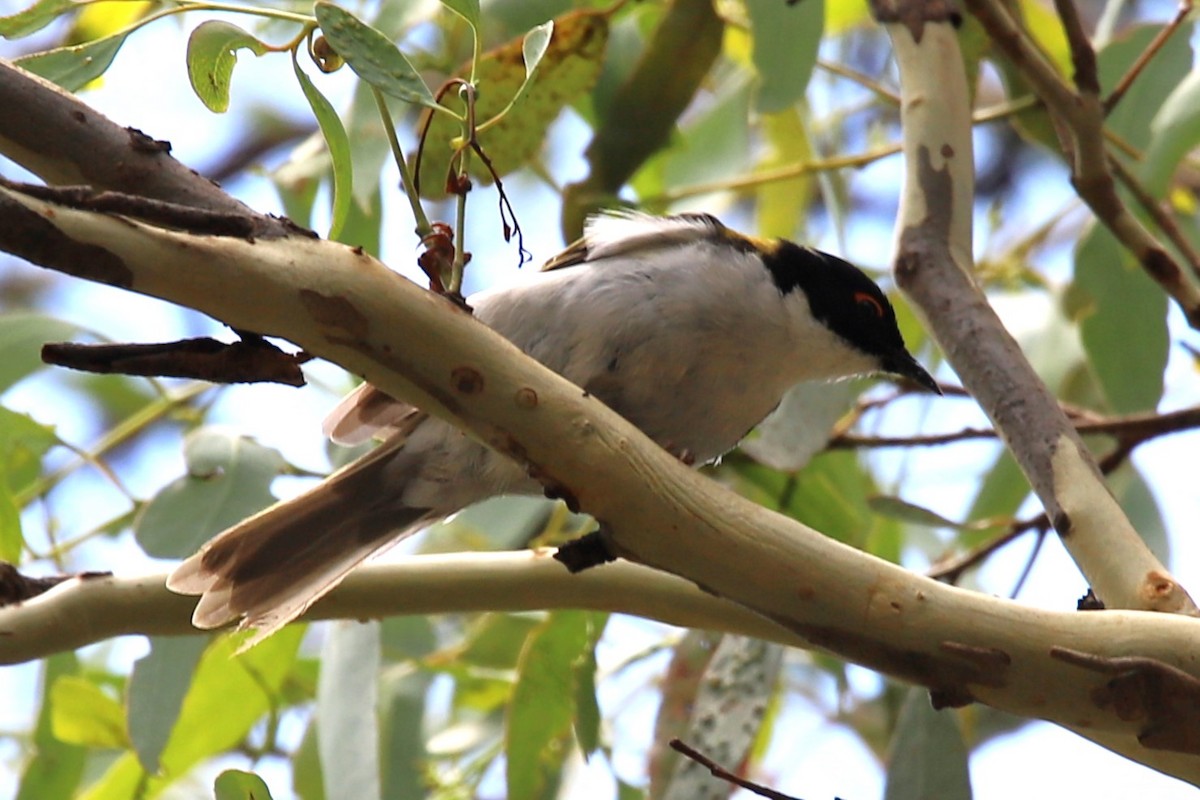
top-left (882, 350), bottom-right (941, 395)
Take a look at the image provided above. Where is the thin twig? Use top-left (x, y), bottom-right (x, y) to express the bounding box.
top-left (1103, 1), bottom-right (1194, 114)
top-left (668, 739), bottom-right (811, 800)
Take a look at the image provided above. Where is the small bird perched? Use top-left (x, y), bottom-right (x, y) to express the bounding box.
top-left (168, 212), bottom-right (938, 642)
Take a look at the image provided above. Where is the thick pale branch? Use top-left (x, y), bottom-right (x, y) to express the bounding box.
top-left (0, 553), bottom-right (800, 664)
top-left (881, 10), bottom-right (1194, 617)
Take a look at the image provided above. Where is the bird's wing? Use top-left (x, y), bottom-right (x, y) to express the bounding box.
top-left (540, 212), bottom-right (731, 272)
top-left (322, 383), bottom-right (424, 446)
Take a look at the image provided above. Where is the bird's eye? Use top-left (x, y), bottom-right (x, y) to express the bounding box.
top-left (854, 291), bottom-right (885, 319)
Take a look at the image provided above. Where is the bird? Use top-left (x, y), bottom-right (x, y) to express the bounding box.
top-left (167, 211), bottom-right (939, 643)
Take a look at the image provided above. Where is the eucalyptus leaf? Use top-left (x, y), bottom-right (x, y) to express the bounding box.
top-left (0, 0), bottom-right (76, 39)
top-left (135, 428), bottom-right (285, 558)
top-left (318, 621), bottom-right (382, 800)
top-left (746, 0), bottom-right (823, 112)
top-left (128, 636), bottom-right (209, 773)
top-left (215, 770), bottom-right (276, 800)
top-left (15, 32), bottom-right (129, 91)
top-left (292, 54), bottom-right (354, 241)
top-left (313, 3), bottom-right (439, 109)
top-left (884, 688), bottom-right (973, 800)
top-left (186, 21), bottom-right (270, 113)
top-left (0, 314), bottom-right (79, 392)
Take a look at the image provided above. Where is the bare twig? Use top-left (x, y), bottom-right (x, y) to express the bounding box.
top-left (1103, 2), bottom-right (1194, 114)
top-left (668, 739), bottom-right (810, 800)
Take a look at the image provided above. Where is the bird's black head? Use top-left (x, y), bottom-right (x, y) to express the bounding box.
top-left (762, 241), bottom-right (940, 394)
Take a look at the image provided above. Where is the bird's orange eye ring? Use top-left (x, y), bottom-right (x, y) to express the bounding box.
top-left (854, 291), bottom-right (884, 318)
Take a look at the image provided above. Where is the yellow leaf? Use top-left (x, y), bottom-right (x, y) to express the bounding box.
top-left (50, 676), bottom-right (129, 749)
top-left (68, 0), bottom-right (153, 44)
top-left (415, 7), bottom-right (610, 197)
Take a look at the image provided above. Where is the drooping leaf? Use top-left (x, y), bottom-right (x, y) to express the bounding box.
top-left (314, 2), bottom-right (438, 109)
top-left (1068, 225), bottom-right (1167, 413)
top-left (0, 406), bottom-right (60, 494)
top-left (16, 652), bottom-right (86, 800)
top-left (186, 21), bottom-right (270, 113)
top-left (1104, 24), bottom-right (1192, 148)
top-left (127, 636), bottom-right (209, 772)
top-left (135, 427), bottom-right (285, 558)
top-left (745, 0), bottom-right (823, 112)
top-left (50, 676), bottom-right (129, 749)
top-left (155, 627), bottom-right (304, 781)
top-left (292, 53), bottom-right (354, 241)
top-left (754, 106), bottom-right (816, 240)
top-left (318, 621), bottom-right (382, 800)
top-left (657, 635), bottom-right (783, 800)
top-left (15, 31), bottom-right (130, 91)
top-left (378, 663), bottom-right (432, 800)
top-left (215, 770), bottom-right (277, 800)
top-left (440, 0), bottom-right (480, 28)
top-left (0, 314), bottom-right (79, 392)
top-left (416, 9), bottom-right (609, 197)
top-left (0, 0), bottom-right (77, 39)
top-left (507, 610), bottom-right (594, 800)
top-left (883, 688), bottom-right (973, 800)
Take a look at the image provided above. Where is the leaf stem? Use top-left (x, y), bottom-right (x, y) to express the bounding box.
top-left (372, 88), bottom-right (433, 239)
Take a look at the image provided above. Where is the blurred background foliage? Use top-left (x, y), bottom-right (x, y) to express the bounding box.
top-left (2, 0), bottom-right (1200, 797)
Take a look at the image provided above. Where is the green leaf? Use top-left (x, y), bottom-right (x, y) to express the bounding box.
top-left (754, 107), bottom-right (816, 240)
top-left (378, 664), bottom-right (431, 800)
top-left (127, 636), bottom-right (209, 773)
top-left (186, 20), bottom-right (270, 113)
top-left (1068, 225), bottom-right (1167, 413)
top-left (0, 314), bottom-right (78, 392)
top-left (292, 53), bottom-right (354, 241)
top-left (417, 10), bottom-right (609, 198)
top-left (0, 406), bottom-right (60, 494)
top-left (746, 0), bottom-right (823, 112)
top-left (1146, 63), bottom-right (1200, 195)
top-left (460, 612), bottom-right (541, 670)
top-left (15, 32), bottom-right (130, 91)
top-left (135, 427), bottom-right (285, 558)
top-left (440, 0), bottom-right (480, 28)
top-left (16, 652), bottom-right (85, 800)
top-left (50, 676), bottom-right (129, 749)
top-left (294, 719), bottom-right (327, 800)
top-left (0, 0), bottom-right (77, 39)
top-left (869, 495), bottom-right (967, 530)
top-left (313, 2), bottom-right (438, 109)
top-left (0, 484), bottom-right (23, 561)
top-left (215, 770), bottom-right (277, 800)
top-left (318, 621), bottom-right (382, 800)
top-left (1101, 23), bottom-right (1192, 156)
top-left (884, 688), bottom-right (973, 800)
top-left (158, 627), bottom-right (304, 778)
top-left (507, 610), bottom-right (593, 800)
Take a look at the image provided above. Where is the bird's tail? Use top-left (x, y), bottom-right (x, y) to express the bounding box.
top-left (167, 437), bottom-right (434, 647)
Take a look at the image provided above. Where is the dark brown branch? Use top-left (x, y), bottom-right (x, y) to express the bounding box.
top-left (0, 178), bottom-right (309, 240)
top-left (832, 404), bottom-right (1200, 451)
top-left (668, 739), bottom-right (812, 800)
top-left (42, 336), bottom-right (310, 387)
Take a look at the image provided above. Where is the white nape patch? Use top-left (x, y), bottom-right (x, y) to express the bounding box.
top-left (582, 210), bottom-right (721, 262)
